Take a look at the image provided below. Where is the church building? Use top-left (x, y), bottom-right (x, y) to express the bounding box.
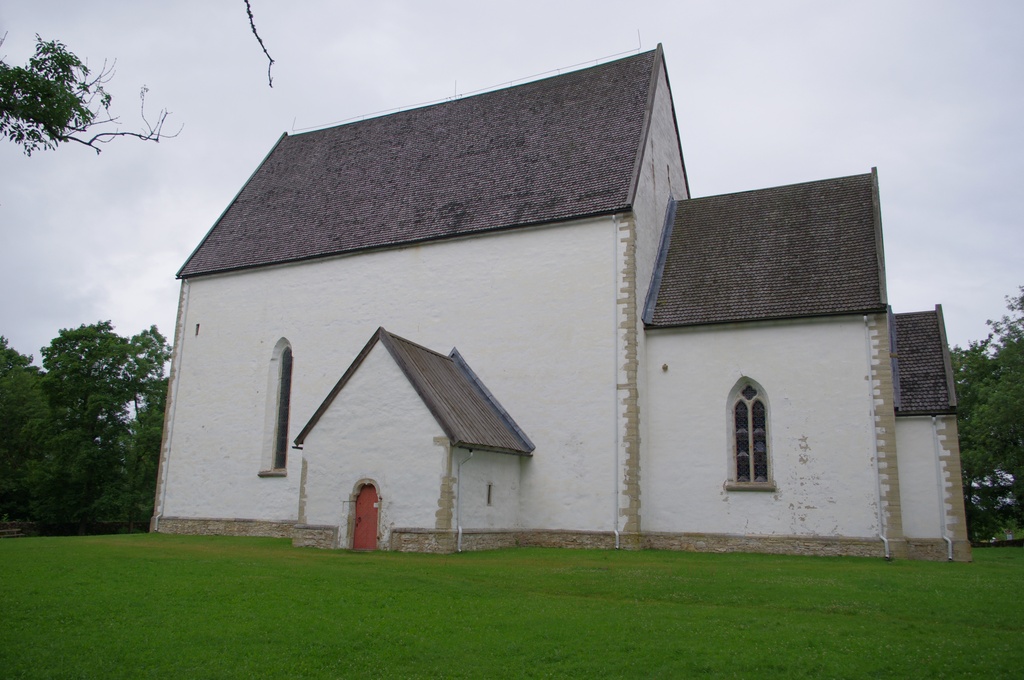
top-left (153, 46), bottom-right (970, 561)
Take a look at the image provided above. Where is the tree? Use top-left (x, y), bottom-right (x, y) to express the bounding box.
top-left (0, 337), bottom-right (48, 520)
top-left (30, 322), bottom-right (170, 532)
top-left (952, 287), bottom-right (1024, 541)
top-left (0, 34), bottom-right (176, 155)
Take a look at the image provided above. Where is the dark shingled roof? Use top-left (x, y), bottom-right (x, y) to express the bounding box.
top-left (179, 50), bottom-right (661, 278)
top-left (893, 308), bottom-right (957, 415)
top-left (646, 172), bottom-right (888, 327)
top-left (295, 328), bottom-right (534, 455)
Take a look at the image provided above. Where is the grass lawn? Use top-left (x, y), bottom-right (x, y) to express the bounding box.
top-left (1, 535), bottom-right (1021, 678)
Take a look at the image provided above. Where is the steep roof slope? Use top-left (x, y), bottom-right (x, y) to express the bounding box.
top-left (893, 308), bottom-right (957, 415)
top-left (295, 328), bottom-right (534, 455)
top-left (180, 50), bottom-right (662, 278)
top-left (646, 172), bottom-right (888, 327)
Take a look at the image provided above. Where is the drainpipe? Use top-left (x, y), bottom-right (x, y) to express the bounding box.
top-left (864, 316), bottom-right (890, 560)
top-left (932, 417), bottom-right (954, 561)
top-left (612, 215), bottom-right (622, 550)
top-left (455, 449), bottom-right (474, 553)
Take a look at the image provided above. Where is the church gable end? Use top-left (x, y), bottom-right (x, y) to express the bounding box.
top-left (295, 328), bottom-right (533, 456)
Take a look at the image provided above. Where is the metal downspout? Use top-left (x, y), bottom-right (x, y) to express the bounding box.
top-left (612, 215), bottom-right (622, 550)
top-left (456, 450), bottom-right (474, 552)
top-left (865, 315), bottom-right (890, 560)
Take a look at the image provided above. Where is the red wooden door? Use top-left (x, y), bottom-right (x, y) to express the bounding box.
top-left (353, 485), bottom-right (378, 550)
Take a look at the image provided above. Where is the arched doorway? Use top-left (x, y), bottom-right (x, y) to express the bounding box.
top-left (353, 484), bottom-right (379, 550)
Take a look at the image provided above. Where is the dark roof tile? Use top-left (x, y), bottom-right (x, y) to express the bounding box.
top-left (180, 50), bottom-right (659, 277)
top-left (647, 173), bottom-right (887, 326)
top-left (893, 309), bottom-right (956, 414)
top-left (295, 328), bottom-right (534, 455)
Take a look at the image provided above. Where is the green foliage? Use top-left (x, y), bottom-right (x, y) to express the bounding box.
top-left (0, 35), bottom-right (110, 154)
top-left (1, 537), bottom-right (1022, 678)
top-left (0, 34), bottom-right (174, 155)
top-left (0, 337), bottom-right (47, 520)
top-left (953, 287), bottom-right (1024, 541)
top-left (32, 322), bottom-right (170, 530)
top-left (0, 323), bottom-right (170, 530)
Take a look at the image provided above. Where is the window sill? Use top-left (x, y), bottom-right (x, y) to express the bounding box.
top-left (258, 469), bottom-right (287, 478)
top-left (725, 482), bottom-right (776, 492)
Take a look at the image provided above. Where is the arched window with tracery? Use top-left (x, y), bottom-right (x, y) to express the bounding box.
top-left (732, 382), bottom-right (770, 484)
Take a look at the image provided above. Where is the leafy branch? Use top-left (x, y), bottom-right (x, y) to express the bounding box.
top-left (0, 34), bottom-right (180, 155)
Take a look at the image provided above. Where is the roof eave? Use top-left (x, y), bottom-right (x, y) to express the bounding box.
top-left (452, 441), bottom-right (534, 457)
top-left (645, 306), bottom-right (890, 330)
top-left (895, 408), bottom-right (957, 417)
top-left (178, 207), bottom-right (633, 280)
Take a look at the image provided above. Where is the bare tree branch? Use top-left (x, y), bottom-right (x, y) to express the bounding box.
top-left (244, 0), bottom-right (275, 88)
top-left (65, 85), bottom-right (182, 154)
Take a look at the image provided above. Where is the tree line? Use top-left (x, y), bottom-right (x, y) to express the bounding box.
top-left (952, 287), bottom-right (1024, 542)
top-left (0, 322), bottom-right (169, 533)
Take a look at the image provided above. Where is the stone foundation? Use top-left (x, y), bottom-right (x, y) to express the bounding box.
top-left (292, 524), bottom-right (339, 549)
top-left (389, 528), bottom-right (619, 553)
top-left (155, 517), bottom-right (970, 561)
top-left (156, 516), bottom-right (296, 538)
top-left (905, 537), bottom-right (972, 562)
top-left (643, 531), bottom-right (888, 558)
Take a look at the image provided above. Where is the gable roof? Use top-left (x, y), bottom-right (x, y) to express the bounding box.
top-left (645, 171), bottom-right (888, 327)
top-left (892, 307), bottom-right (957, 415)
top-left (179, 49), bottom-right (665, 278)
top-left (294, 328), bottom-right (534, 455)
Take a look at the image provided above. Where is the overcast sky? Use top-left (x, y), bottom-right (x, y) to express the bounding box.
top-left (2, 1), bottom-right (1021, 362)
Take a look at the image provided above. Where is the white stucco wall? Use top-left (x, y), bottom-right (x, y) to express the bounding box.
top-left (452, 447), bottom-right (523, 530)
top-left (894, 416), bottom-right (946, 539)
top-left (299, 343), bottom-right (446, 544)
top-left (631, 57), bottom-right (688, 300)
top-left (158, 216), bottom-right (620, 531)
top-left (643, 316), bottom-right (882, 538)
top-left (625, 57), bottom-right (688, 533)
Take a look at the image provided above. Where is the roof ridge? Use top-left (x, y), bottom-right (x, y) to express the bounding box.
top-left (685, 171), bottom-right (873, 202)
top-left (289, 49), bottom-right (657, 136)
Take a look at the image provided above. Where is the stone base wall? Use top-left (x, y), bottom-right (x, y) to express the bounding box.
top-left (155, 517), bottom-right (971, 561)
top-left (643, 531), bottom-right (888, 558)
top-left (292, 525), bottom-right (339, 549)
top-left (156, 517), bottom-right (295, 538)
top-left (905, 538), bottom-right (972, 562)
top-left (389, 528), bottom-right (457, 553)
top-left (389, 528), bottom-right (618, 553)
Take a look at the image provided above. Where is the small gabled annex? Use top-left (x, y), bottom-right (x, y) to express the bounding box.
top-left (292, 328), bottom-right (533, 550)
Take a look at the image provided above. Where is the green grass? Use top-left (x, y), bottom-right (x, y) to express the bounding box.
top-left (1, 536), bottom-right (1021, 678)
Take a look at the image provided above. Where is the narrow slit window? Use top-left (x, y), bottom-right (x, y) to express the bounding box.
top-left (486, 483), bottom-right (493, 506)
top-left (273, 346), bottom-right (293, 470)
